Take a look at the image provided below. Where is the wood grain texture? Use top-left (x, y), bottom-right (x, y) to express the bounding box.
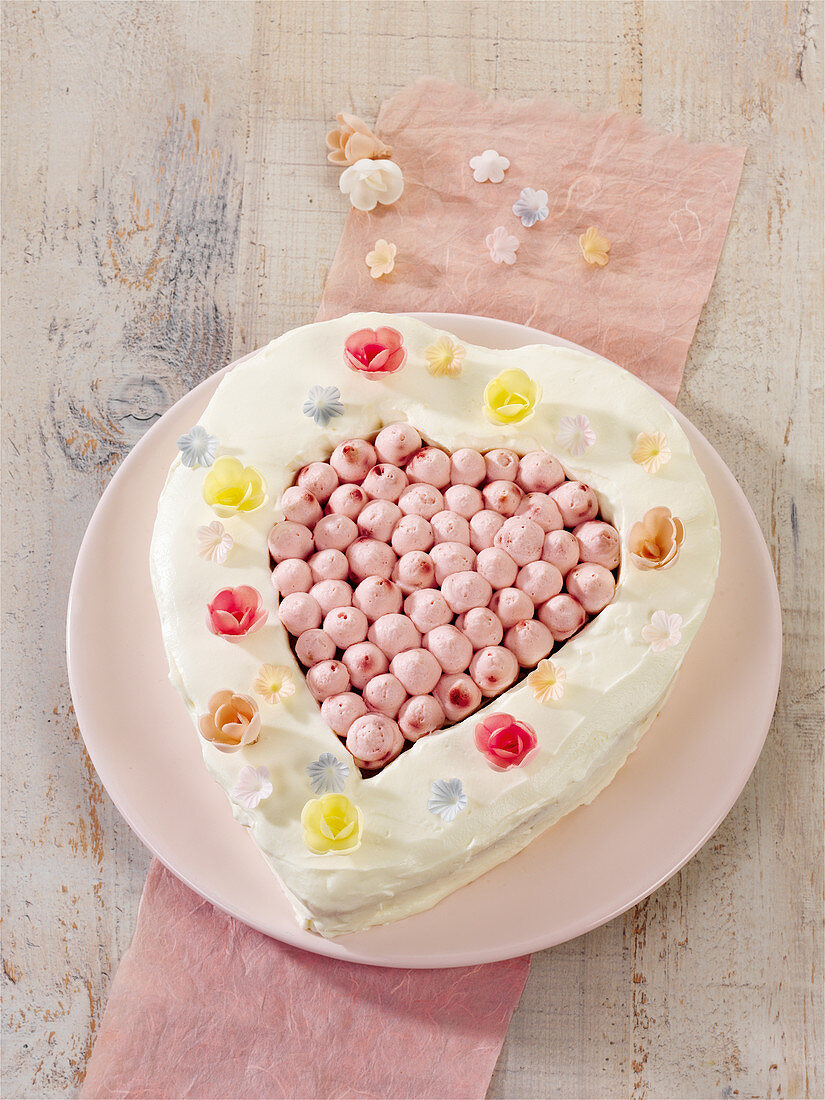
top-left (2, 2), bottom-right (821, 1097)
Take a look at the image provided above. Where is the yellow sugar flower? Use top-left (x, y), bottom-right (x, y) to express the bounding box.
top-left (483, 368), bottom-right (542, 426)
top-left (301, 793), bottom-right (363, 855)
top-left (527, 659), bottom-right (567, 703)
top-left (365, 239), bottom-right (397, 279)
top-left (632, 431), bottom-right (672, 475)
top-left (254, 664), bottom-right (295, 705)
top-left (202, 457), bottom-right (266, 517)
top-left (424, 337), bottom-right (466, 378)
top-left (579, 226), bottom-right (611, 267)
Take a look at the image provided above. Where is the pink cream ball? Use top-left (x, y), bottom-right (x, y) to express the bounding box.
top-left (392, 550), bottom-right (436, 594)
top-left (541, 529), bottom-right (580, 576)
top-left (363, 673), bottom-right (408, 719)
top-left (516, 492), bottom-right (564, 533)
top-left (489, 587), bottom-right (535, 629)
top-left (326, 483), bottom-right (369, 520)
top-left (279, 486), bottom-right (323, 527)
top-left (390, 648), bottom-right (443, 695)
top-left (469, 646), bottom-right (520, 697)
top-left (362, 463), bottom-right (408, 503)
top-left (484, 448), bottom-right (520, 482)
top-left (404, 589), bottom-right (453, 634)
top-left (357, 499), bottom-right (402, 542)
top-left (430, 542), bottom-right (477, 585)
top-left (341, 641), bottom-right (389, 690)
top-left (330, 438), bottom-right (378, 484)
top-left (482, 480), bottom-right (524, 517)
top-left (297, 461), bottom-right (339, 504)
top-left (469, 509), bottom-right (505, 552)
top-left (434, 673), bottom-right (482, 722)
top-left (309, 579), bottom-right (353, 616)
top-left (405, 447), bottom-right (452, 489)
top-left (295, 627), bottom-right (336, 667)
top-left (504, 619), bottom-right (554, 668)
top-left (398, 483), bottom-right (445, 520)
top-left (538, 594), bottom-right (587, 641)
top-left (271, 558), bottom-right (313, 597)
top-left (306, 659), bottom-right (350, 702)
top-left (278, 591), bottom-right (322, 635)
top-left (550, 481), bottom-right (599, 527)
top-left (268, 520), bottom-right (314, 563)
top-left (455, 607), bottom-right (504, 649)
top-left (566, 563), bottom-right (616, 613)
top-left (444, 483), bottom-right (484, 520)
top-left (391, 514), bottom-right (434, 555)
top-left (476, 546), bottom-right (518, 590)
top-left (449, 447), bottom-right (487, 487)
top-left (375, 423), bottom-right (422, 467)
top-left (574, 520), bottom-right (621, 571)
top-left (346, 538), bottom-right (397, 583)
top-left (430, 510), bottom-right (471, 546)
top-left (368, 613), bottom-right (421, 659)
top-left (517, 451), bottom-right (565, 493)
top-left (323, 605), bottom-right (369, 648)
top-left (494, 516), bottom-right (545, 567)
top-left (516, 560), bottom-right (564, 604)
top-left (313, 514), bottom-right (359, 553)
top-left (398, 695), bottom-right (445, 741)
top-left (321, 692), bottom-right (367, 737)
top-left (346, 713), bottom-right (404, 769)
top-left (441, 570), bottom-right (493, 615)
top-left (352, 576), bottom-right (403, 622)
top-left (424, 624), bottom-right (473, 675)
top-left (308, 548), bottom-right (349, 583)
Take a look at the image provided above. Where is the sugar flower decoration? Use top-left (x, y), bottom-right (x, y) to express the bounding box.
top-left (486, 226), bottom-right (520, 265)
top-left (326, 113), bottom-right (392, 166)
top-left (177, 425), bottom-right (219, 469)
top-left (254, 664), bottom-right (295, 704)
top-left (513, 187), bottom-right (549, 228)
top-left (628, 506), bottom-right (685, 571)
top-left (301, 793), bottom-right (363, 855)
top-left (632, 431), bottom-right (672, 475)
top-left (365, 239), bottom-right (397, 279)
top-left (483, 368), bottom-right (542, 426)
top-left (306, 752), bottom-right (350, 796)
top-left (344, 327), bottom-right (406, 379)
top-left (424, 337), bottom-right (466, 378)
top-left (302, 385), bottom-right (344, 427)
top-left (428, 778), bottom-right (468, 823)
top-left (232, 765), bottom-right (273, 809)
top-left (339, 158), bottom-right (404, 212)
top-left (206, 585), bottom-right (268, 642)
top-left (196, 520), bottom-right (234, 564)
top-left (469, 149), bottom-right (510, 183)
top-left (642, 610), bottom-right (683, 652)
top-left (556, 414), bottom-right (596, 458)
top-left (198, 691), bottom-right (261, 753)
top-left (202, 456), bottom-right (266, 517)
top-left (474, 714), bottom-right (538, 771)
top-left (579, 226), bottom-right (611, 267)
top-left (527, 659), bottom-right (567, 703)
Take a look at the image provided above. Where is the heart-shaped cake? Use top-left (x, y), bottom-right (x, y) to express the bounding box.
top-left (151, 313), bottom-right (719, 937)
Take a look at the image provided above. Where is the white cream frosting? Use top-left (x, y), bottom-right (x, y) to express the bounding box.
top-left (150, 313), bottom-right (720, 938)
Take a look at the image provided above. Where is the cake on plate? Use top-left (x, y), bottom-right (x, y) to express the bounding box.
top-left (150, 313), bottom-right (719, 937)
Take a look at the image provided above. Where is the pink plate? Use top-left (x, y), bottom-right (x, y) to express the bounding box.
top-left (67, 314), bottom-right (781, 968)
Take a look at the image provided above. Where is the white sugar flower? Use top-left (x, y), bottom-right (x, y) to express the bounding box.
top-left (302, 385), bottom-right (345, 427)
top-left (232, 765), bottom-right (273, 810)
top-left (306, 752), bottom-right (350, 796)
top-left (196, 520), bottom-right (234, 564)
top-left (486, 226), bottom-right (520, 265)
top-left (339, 158), bottom-right (404, 212)
top-left (428, 778), bottom-right (468, 823)
top-left (469, 149), bottom-right (510, 183)
top-left (642, 611), bottom-right (683, 652)
top-left (513, 187), bottom-right (549, 228)
top-left (556, 414), bottom-right (596, 457)
top-left (177, 425), bottom-right (219, 468)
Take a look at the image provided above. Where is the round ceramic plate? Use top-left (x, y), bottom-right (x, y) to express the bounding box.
top-left (67, 314), bottom-right (781, 968)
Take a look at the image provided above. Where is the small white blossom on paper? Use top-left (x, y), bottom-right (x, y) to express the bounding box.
top-left (469, 149), bottom-right (510, 183)
top-left (486, 226), bottom-right (520, 265)
top-left (642, 611), bottom-right (683, 653)
top-left (365, 239), bottom-right (397, 279)
top-left (196, 520), bottom-right (234, 564)
top-left (632, 431), bottom-right (672, 475)
top-left (527, 659), bottom-right (567, 703)
top-left (556, 414), bottom-right (596, 458)
top-left (302, 385), bottom-right (345, 428)
top-left (232, 766), bottom-right (273, 810)
top-left (306, 752), bottom-right (350, 796)
top-left (177, 425), bottom-right (219, 468)
top-left (512, 187), bottom-right (549, 228)
top-left (428, 778), bottom-right (468, 823)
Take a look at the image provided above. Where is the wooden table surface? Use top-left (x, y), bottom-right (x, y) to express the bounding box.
top-left (2, 3), bottom-right (822, 1097)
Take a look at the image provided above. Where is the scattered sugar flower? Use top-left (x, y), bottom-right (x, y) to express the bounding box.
top-left (344, 326), bottom-right (406, 378)
top-left (527, 659), bottom-right (567, 703)
top-left (642, 610), bottom-right (683, 652)
top-left (469, 149), bottom-right (510, 183)
top-left (579, 226), bottom-right (611, 267)
top-left (306, 752), bottom-right (350, 796)
top-left (202, 457), bottom-right (266, 516)
top-left (339, 158), bottom-right (404, 212)
top-left (254, 664), bottom-right (295, 704)
top-left (428, 778), bottom-right (468, 823)
top-left (424, 337), bottom-right (466, 378)
top-left (632, 431), bottom-right (672, 475)
top-left (556, 414), bottom-right (596, 457)
top-left (232, 766), bottom-right (273, 810)
top-left (177, 425), bottom-right (219, 468)
top-left (302, 385), bottom-right (344, 427)
top-left (326, 113), bottom-right (392, 166)
top-left (301, 793), bottom-right (363, 854)
top-left (513, 187), bottom-right (549, 228)
top-left (196, 520), bottom-right (234, 564)
top-left (628, 507), bottom-right (685, 571)
top-left (365, 239), bottom-right (397, 279)
top-left (483, 368), bottom-right (542, 426)
top-left (486, 226), bottom-right (520, 265)
top-left (206, 586), bottom-right (268, 642)
top-left (198, 691), bottom-right (261, 753)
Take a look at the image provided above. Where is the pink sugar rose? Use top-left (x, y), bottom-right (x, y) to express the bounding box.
top-left (206, 585), bottom-right (268, 642)
top-left (344, 327), bottom-right (407, 379)
top-left (474, 713), bottom-right (538, 770)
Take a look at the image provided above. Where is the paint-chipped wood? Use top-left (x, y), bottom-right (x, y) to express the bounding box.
top-left (2, 3), bottom-right (821, 1097)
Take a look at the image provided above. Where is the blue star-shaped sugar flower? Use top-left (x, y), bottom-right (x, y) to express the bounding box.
top-left (302, 385), bottom-right (345, 428)
top-left (306, 752), bottom-right (350, 796)
top-left (176, 425), bottom-right (220, 468)
top-left (512, 187), bottom-right (549, 228)
top-left (427, 778), bottom-right (468, 823)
